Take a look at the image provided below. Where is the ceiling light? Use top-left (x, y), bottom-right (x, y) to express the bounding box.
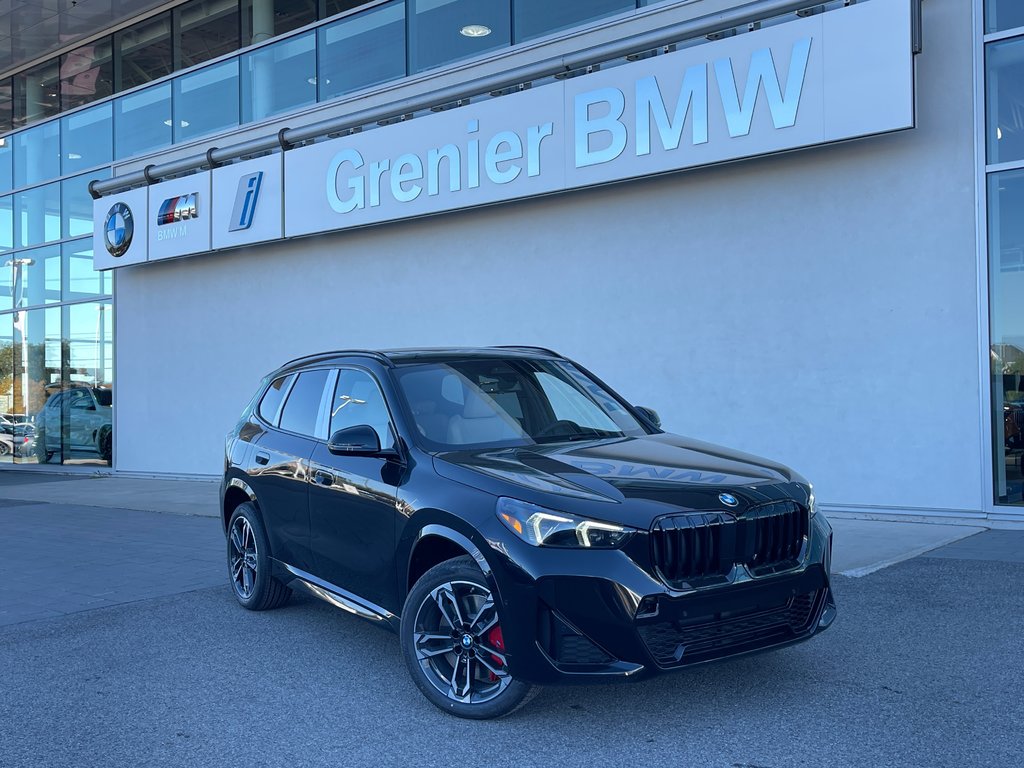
top-left (66, 152), bottom-right (82, 160)
top-left (307, 76), bottom-right (330, 86)
top-left (163, 119), bottom-right (190, 128)
top-left (460, 24), bottom-right (491, 37)
top-left (997, 126), bottom-right (1003, 140)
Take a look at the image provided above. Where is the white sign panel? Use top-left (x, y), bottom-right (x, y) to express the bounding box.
top-left (93, 187), bottom-right (149, 270)
top-left (286, 0), bottom-right (912, 238)
top-left (212, 154), bottom-right (284, 250)
top-left (147, 171), bottom-right (212, 262)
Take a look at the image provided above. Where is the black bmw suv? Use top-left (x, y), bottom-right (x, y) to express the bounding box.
top-left (221, 347), bottom-right (835, 718)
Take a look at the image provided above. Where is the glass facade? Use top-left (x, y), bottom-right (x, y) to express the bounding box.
top-left (987, 9), bottom-right (1024, 504)
top-left (0, 0), bottom-right (670, 470)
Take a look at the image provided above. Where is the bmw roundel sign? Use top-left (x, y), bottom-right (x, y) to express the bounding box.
top-left (103, 202), bottom-right (134, 257)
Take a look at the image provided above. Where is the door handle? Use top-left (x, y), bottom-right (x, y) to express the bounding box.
top-left (255, 452), bottom-right (270, 466)
top-left (313, 470), bottom-right (333, 486)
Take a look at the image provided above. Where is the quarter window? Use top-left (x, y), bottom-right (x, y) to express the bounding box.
top-left (279, 369), bottom-right (330, 436)
top-left (258, 374), bottom-right (294, 425)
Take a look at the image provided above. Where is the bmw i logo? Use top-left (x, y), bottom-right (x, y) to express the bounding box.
top-left (103, 202), bottom-right (134, 257)
top-left (718, 492), bottom-right (739, 507)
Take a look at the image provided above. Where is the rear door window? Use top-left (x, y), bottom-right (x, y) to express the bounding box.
top-left (279, 370), bottom-right (330, 437)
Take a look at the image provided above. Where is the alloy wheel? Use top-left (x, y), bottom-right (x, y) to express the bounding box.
top-left (229, 516), bottom-right (258, 600)
top-left (412, 580), bottom-right (511, 705)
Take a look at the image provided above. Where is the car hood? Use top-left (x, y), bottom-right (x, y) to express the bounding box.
top-left (433, 433), bottom-right (808, 520)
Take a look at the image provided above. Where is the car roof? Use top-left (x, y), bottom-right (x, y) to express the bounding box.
top-left (273, 346), bottom-right (564, 375)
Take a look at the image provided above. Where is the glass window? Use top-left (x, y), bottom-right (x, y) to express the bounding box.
top-left (409, 0), bottom-right (509, 74)
top-left (14, 182), bottom-right (61, 248)
top-left (63, 170), bottom-right (110, 240)
top-left (63, 240), bottom-right (110, 301)
top-left (0, 245), bottom-right (62, 310)
top-left (14, 121), bottom-right (60, 188)
top-left (245, 0), bottom-right (317, 44)
top-left (13, 59), bottom-right (60, 128)
top-left (318, 1), bottom-right (405, 101)
top-left (0, 77), bottom-right (12, 137)
top-left (514, 0), bottom-right (633, 43)
top-left (330, 369), bottom-right (394, 449)
top-left (240, 32), bottom-right (316, 124)
top-left (14, 306), bottom-right (63, 464)
top-left (0, 131), bottom-right (12, 193)
top-left (0, 195), bottom-right (11, 251)
top-left (258, 374), bottom-right (294, 424)
top-left (115, 82), bottom-right (172, 160)
top-left (179, 0), bottom-right (241, 68)
top-left (61, 103), bottom-right (114, 175)
top-left (0, 312), bottom-right (13, 461)
top-left (986, 1), bottom-right (1024, 33)
top-left (60, 37), bottom-right (114, 112)
top-left (325, 1), bottom-right (373, 18)
top-left (117, 12), bottom-right (174, 91)
top-left (173, 60), bottom-right (239, 142)
top-left (989, 169), bottom-right (1024, 504)
top-left (987, 38), bottom-right (1024, 165)
top-left (279, 368), bottom-right (329, 435)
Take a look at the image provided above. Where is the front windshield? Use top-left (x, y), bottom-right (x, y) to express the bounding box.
top-left (393, 358), bottom-right (648, 450)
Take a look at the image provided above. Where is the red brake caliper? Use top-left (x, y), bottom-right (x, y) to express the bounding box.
top-left (486, 625), bottom-right (505, 682)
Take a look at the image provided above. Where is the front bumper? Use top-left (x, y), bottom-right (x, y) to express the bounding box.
top-left (486, 513), bottom-right (835, 685)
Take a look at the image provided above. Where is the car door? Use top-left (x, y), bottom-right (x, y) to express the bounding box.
top-left (247, 369), bottom-right (332, 573)
top-left (308, 366), bottom-right (402, 609)
top-left (66, 389), bottom-right (96, 450)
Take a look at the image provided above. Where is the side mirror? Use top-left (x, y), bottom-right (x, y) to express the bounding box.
top-left (634, 406), bottom-right (661, 429)
top-left (327, 425), bottom-right (381, 455)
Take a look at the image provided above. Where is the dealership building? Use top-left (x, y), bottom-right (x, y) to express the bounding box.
top-left (0, 0), bottom-right (1021, 523)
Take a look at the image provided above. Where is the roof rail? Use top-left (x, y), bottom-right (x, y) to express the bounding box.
top-left (495, 345), bottom-right (563, 358)
top-left (277, 349), bottom-right (394, 371)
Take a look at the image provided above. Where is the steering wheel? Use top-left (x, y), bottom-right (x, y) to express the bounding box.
top-left (535, 420), bottom-right (581, 438)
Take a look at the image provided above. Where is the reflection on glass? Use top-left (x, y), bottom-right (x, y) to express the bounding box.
top-left (13, 59), bottom-right (60, 128)
top-left (10, 307), bottom-right (60, 463)
top-left (14, 121), bottom-right (60, 188)
top-left (115, 82), bottom-right (172, 160)
top-left (1, 245), bottom-right (61, 310)
top-left (990, 169), bottom-right (1024, 504)
top-left (118, 12), bottom-right (174, 91)
top-left (245, 0), bottom-right (317, 44)
top-left (240, 32), bottom-right (316, 123)
top-left (63, 171), bottom-right (110, 239)
top-left (326, 0), bottom-right (373, 18)
top-left (61, 103), bottom-right (113, 175)
top-left (515, 0), bottom-right (633, 42)
top-left (986, 1), bottom-right (1024, 33)
top-left (14, 183), bottom-right (61, 248)
top-left (0, 196), bottom-right (11, 251)
top-left (60, 37), bottom-right (114, 112)
top-left (0, 312), bottom-right (14, 462)
top-left (64, 302), bottom-right (113, 465)
top-left (0, 77), bottom-right (12, 136)
top-left (987, 38), bottom-right (1024, 165)
top-left (318, 1), bottom-right (405, 101)
top-left (174, 60), bottom-right (240, 142)
top-left (409, 0), bottom-right (509, 74)
top-left (180, 0), bottom-right (242, 68)
top-left (62, 241), bottom-right (109, 302)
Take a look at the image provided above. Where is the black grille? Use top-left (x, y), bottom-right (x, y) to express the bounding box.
top-left (649, 501), bottom-right (809, 588)
top-left (538, 607), bottom-right (612, 665)
top-left (650, 512), bottom-right (734, 587)
top-left (740, 500), bottom-right (808, 574)
top-left (638, 589), bottom-right (820, 666)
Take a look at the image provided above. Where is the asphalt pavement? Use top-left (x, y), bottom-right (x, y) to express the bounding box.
top-left (0, 483), bottom-right (1021, 767)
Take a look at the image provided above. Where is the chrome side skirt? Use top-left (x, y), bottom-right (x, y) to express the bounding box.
top-left (276, 561), bottom-right (399, 630)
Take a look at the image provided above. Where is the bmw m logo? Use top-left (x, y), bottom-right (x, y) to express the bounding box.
top-left (718, 493), bottom-right (739, 507)
top-left (156, 192), bottom-right (199, 225)
top-left (103, 202), bottom-right (133, 257)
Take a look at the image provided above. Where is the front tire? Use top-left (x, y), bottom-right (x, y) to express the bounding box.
top-left (227, 502), bottom-right (291, 611)
top-left (400, 555), bottom-right (534, 719)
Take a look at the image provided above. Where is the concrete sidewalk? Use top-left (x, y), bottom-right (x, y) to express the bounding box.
top-left (0, 470), bottom-right (990, 577)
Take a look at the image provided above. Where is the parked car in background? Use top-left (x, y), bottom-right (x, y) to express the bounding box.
top-left (34, 387), bottom-right (112, 463)
top-left (0, 422), bottom-right (33, 458)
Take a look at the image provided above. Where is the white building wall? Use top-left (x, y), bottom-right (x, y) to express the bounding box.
top-left (115, 0), bottom-right (983, 515)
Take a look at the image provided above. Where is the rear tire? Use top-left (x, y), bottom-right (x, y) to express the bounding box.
top-left (400, 555), bottom-right (535, 719)
top-left (227, 502), bottom-right (291, 611)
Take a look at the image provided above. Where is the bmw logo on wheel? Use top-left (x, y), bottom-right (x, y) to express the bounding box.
top-left (718, 492), bottom-right (739, 507)
top-left (103, 202), bottom-right (134, 257)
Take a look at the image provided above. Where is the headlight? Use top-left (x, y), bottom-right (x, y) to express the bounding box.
top-left (496, 497), bottom-right (635, 548)
top-left (808, 487), bottom-right (818, 517)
